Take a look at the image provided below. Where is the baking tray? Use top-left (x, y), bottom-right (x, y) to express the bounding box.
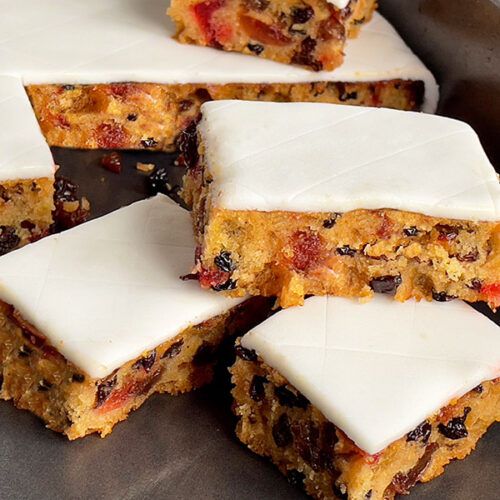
top-left (1, 0), bottom-right (499, 498)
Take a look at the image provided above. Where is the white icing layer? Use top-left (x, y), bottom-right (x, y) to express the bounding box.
top-left (0, 76), bottom-right (54, 182)
top-left (327, 0), bottom-right (350, 8)
top-left (0, 195), bottom-right (243, 379)
top-left (0, 0), bottom-right (438, 112)
top-left (200, 101), bottom-right (500, 221)
top-left (241, 295), bottom-right (500, 455)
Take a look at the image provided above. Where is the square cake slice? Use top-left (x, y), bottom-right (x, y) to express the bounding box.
top-left (183, 101), bottom-right (500, 308)
top-left (0, 195), bottom-right (269, 439)
top-left (0, 76), bottom-right (55, 254)
top-left (168, 0), bottom-right (377, 71)
top-left (231, 295), bottom-right (500, 499)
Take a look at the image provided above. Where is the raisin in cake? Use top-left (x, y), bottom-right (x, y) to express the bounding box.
top-left (183, 100), bottom-right (500, 308)
top-left (0, 76), bottom-right (55, 254)
top-left (0, 195), bottom-right (269, 439)
top-left (231, 295), bottom-right (500, 499)
top-left (168, 0), bottom-right (377, 71)
top-left (0, 1), bottom-right (437, 152)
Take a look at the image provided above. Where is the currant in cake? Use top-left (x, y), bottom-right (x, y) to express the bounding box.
top-left (168, 0), bottom-right (377, 71)
top-left (0, 77), bottom-right (55, 254)
top-left (183, 101), bottom-right (500, 308)
top-left (230, 296), bottom-right (500, 499)
top-left (0, 195), bottom-right (271, 439)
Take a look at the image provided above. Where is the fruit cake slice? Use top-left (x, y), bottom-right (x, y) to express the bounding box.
top-left (0, 76), bottom-right (55, 254)
top-left (183, 100), bottom-right (500, 309)
top-left (0, 195), bottom-right (270, 439)
top-left (18, 6), bottom-right (438, 153)
top-left (168, 0), bottom-right (377, 71)
top-left (231, 295), bottom-right (500, 499)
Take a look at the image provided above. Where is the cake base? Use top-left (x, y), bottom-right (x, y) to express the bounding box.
top-left (0, 297), bottom-right (270, 439)
top-left (27, 80), bottom-right (424, 152)
top-left (184, 163), bottom-right (500, 309)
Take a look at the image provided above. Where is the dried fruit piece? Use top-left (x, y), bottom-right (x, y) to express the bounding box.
top-left (235, 345), bottom-right (257, 361)
top-left (95, 375), bottom-right (118, 408)
top-left (275, 385), bottom-right (309, 409)
top-left (133, 351), bottom-right (157, 373)
top-left (95, 121), bottom-right (127, 149)
top-left (249, 375), bottom-right (267, 401)
top-left (38, 379), bottom-right (52, 391)
top-left (290, 230), bottom-right (323, 272)
top-left (162, 339), bottom-right (184, 359)
top-left (0, 226), bottom-right (21, 255)
top-left (323, 213), bottom-right (341, 228)
top-left (192, 0), bottom-right (225, 46)
top-left (291, 6), bottom-right (314, 24)
top-left (336, 245), bottom-right (356, 257)
top-left (370, 275), bottom-right (402, 294)
top-left (247, 43), bottom-right (264, 54)
top-left (438, 407), bottom-right (471, 439)
top-left (100, 152), bottom-right (122, 174)
top-left (240, 14), bottom-right (291, 46)
top-left (141, 137), bottom-right (158, 148)
top-left (436, 224), bottom-right (459, 242)
top-left (481, 282), bottom-right (500, 309)
top-left (176, 119), bottom-right (200, 171)
top-left (406, 421), bottom-right (432, 444)
top-left (432, 290), bottom-right (457, 302)
top-left (403, 226), bottom-right (420, 237)
top-left (389, 443), bottom-right (438, 495)
top-left (214, 251), bottom-right (235, 273)
top-left (317, 13), bottom-right (345, 41)
top-left (272, 413), bottom-right (293, 447)
top-left (292, 37), bottom-right (321, 71)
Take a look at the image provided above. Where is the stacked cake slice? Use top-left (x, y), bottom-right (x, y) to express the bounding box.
top-left (231, 296), bottom-right (500, 499)
top-left (183, 100), bottom-right (500, 308)
top-left (169, 0), bottom-right (377, 71)
top-left (180, 99), bottom-right (500, 497)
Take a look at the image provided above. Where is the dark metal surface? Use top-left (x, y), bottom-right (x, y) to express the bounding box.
top-left (380, 0), bottom-right (500, 167)
top-left (1, 1), bottom-right (500, 497)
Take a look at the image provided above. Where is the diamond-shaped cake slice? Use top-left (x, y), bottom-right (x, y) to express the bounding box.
top-left (231, 295), bottom-right (500, 499)
top-left (2, 1), bottom-right (438, 152)
top-left (0, 194), bottom-right (269, 439)
top-left (184, 100), bottom-right (500, 308)
top-left (168, 0), bottom-right (377, 71)
top-left (0, 76), bottom-right (55, 254)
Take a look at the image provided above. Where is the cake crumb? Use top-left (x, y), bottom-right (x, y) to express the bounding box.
top-left (136, 162), bottom-right (155, 173)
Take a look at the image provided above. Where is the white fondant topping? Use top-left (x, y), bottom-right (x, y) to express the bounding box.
top-left (0, 0), bottom-right (438, 112)
top-left (327, 0), bottom-right (350, 8)
top-left (0, 76), bottom-right (54, 182)
top-left (242, 295), bottom-right (500, 455)
top-left (0, 195), bottom-right (243, 379)
top-left (200, 101), bottom-right (500, 221)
